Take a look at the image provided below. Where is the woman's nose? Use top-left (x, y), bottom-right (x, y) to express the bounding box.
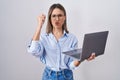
top-left (55, 16), bottom-right (59, 20)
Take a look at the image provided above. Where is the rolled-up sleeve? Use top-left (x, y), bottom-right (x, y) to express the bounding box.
top-left (68, 36), bottom-right (79, 70)
top-left (27, 40), bottom-right (44, 57)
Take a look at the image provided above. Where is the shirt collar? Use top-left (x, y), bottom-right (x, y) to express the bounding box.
top-left (63, 31), bottom-right (69, 37)
top-left (46, 31), bottom-right (69, 37)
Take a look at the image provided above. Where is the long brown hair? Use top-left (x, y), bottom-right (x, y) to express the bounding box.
top-left (46, 3), bottom-right (69, 34)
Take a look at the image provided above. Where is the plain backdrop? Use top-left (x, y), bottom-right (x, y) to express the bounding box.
top-left (0, 0), bottom-right (120, 80)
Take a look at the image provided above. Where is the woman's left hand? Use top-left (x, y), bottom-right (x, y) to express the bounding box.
top-left (87, 53), bottom-right (96, 61)
top-left (74, 53), bottom-right (96, 67)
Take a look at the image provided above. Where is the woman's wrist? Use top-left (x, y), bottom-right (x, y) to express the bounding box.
top-left (74, 60), bottom-right (81, 67)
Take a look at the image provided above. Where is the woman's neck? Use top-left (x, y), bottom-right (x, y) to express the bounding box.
top-left (53, 28), bottom-right (63, 40)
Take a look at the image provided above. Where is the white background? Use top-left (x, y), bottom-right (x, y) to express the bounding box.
top-left (0, 0), bottom-right (120, 80)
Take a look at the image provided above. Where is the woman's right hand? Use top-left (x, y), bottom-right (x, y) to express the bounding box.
top-left (37, 14), bottom-right (46, 29)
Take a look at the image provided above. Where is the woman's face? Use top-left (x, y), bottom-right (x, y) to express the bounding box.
top-left (50, 8), bottom-right (66, 29)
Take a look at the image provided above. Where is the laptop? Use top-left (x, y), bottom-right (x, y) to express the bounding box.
top-left (62, 31), bottom-right (109, 62)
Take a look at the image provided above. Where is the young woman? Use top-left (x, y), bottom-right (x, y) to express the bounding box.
top-left (27, 3), bottom-right (95, 80)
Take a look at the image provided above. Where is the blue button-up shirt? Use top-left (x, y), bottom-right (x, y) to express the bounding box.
top-left (27, 32), bottom-right (78, 71)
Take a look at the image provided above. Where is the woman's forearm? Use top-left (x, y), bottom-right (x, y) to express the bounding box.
top-left (32, 25), bottom-right (42, 41)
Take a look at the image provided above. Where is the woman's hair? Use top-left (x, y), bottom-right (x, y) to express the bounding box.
top-left (46, 3), bottom-right (69, 34)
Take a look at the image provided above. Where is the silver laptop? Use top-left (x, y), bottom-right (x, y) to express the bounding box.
top-left (62, 31), bottom-right (109, 62)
